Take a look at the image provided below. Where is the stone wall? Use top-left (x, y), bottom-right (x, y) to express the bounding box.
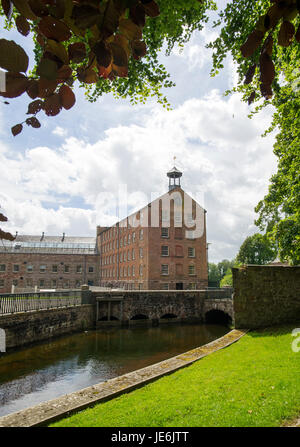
top-left (233, 265), bottom-right (300, 329)
top-left (0, 304), bottom-right (96, 349)
top-left (95, 289), bottom-right (233, 326)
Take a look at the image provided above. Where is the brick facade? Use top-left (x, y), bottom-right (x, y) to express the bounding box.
top-left (97, 187), bottom-right (208, 290)
top-left (0, 237), bottom-right (99, 294)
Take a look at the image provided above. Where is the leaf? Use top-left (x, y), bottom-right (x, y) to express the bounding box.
top-left (37, 57), bottom-right (58, 81)
top-left (11, 123), bottom-right (23, 136)
top-left (46, 39), bottom-right (69, 64)
top-left (113, 34), bottom-right (131, 58)
top-left (119, 18), bottom-right (142, 41)
top-left (93, 41), bottom-right (112, 68)
top-left (260, 83), bottom-right (273, 100)
top-left (262, 34), bottom-right (273, 56)
top-left (11, 0), bottom-right (37, 21)
top-left (38, 78), bottom-right (58, 98)
top-left (38, 16), bottom-right (72, 42)
top-left (278, 21), bottom-right (295, 47)
top-left (247, 91), bottom-right (256, 105)
top-left (59, 84), bottom-right (75, 110)
top-left (101, 0), bottom-right (120, 39)
top-left (26, 116), bottom-right (41, 128)
top-left (141, 0), bottom-right (160, 18)
top-left (26, 79), bottom-right (39, 99)
top-left (130, 3), bottom-right (146, 27)
top-left (36, 33), bottom-right (46, 47)
top-left (0, 39), bottom-right (29, 73)
top-left (109, 42), bottom-right (128, 67)
top-left (296, 25), bottom-right (300, 43)
top-left (240, 30), bottom-right (264, 58)
top-left (77, 66), bottom-right (98, 84)
top-left (0, 213), bottom-right (8, 222)
top-left (131, 40), bottom-right (147, 60)
top-left (49, 0), bottom-right (65, 19)
top-left (0, 72), bottom-right (29, 98)
top-left (68, 42), bottom-right (86, 63)
top-left (244, 64), bottom-right (256, 85)
top-left (16, 15), bottom-right (31, 36)
top-left (0, 228), bottom-right (15, 240)
top-left (112, 64), bottom-right (128, 78)
top-left (264, 4), bottom-right (284, 29)
top-left (27, 99), bottom-right (44, 115)
top-left (44, 93), bottom-right (62, 116)
top-left (98, 64), bottom-right (112, 79)
top-left (28, 0), bottom-right (49, 17)
top-left (2, 0), bottom-right (13, 20)
top-left (260, 52), bottom-right (275, 86)
top-left (57, 64), bottom-right (73, 82)
top-left (71, 4), bottom-right (101, 29)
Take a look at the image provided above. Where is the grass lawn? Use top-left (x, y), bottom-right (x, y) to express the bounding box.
top-left (50, 324), bottom-right (300, 427)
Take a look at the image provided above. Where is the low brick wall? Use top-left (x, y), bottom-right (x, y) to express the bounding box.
top-left (233, 265), bottom-right (300, 329)
top-left (0, 304), bottom-right (96, 349)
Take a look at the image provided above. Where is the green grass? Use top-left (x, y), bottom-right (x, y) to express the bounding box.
top-left (50, 324), bottom-right (300, 427)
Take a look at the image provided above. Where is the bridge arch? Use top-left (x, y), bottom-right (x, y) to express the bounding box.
top-left (130, 314), bottom-right (149, 320)
top-left (98, 315), bottom-right (119, 321)
top-left (205, 309), bottom-right (232, 326)
top-left (160, 313), bottom-right (178, 319)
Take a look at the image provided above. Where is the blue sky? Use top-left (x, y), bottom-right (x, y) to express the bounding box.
top-left (0, 4), bottom-right (278, 263)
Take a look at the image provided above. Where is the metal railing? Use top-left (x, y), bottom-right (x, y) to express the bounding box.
top-left (0, 290), bottom-right (82, 315)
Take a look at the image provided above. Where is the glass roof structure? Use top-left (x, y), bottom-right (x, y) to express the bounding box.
top-left (0, 235), bottom-right (97, 254)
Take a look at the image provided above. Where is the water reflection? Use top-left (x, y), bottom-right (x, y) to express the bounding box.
top-left (0, 324), bottom-right (228, 417)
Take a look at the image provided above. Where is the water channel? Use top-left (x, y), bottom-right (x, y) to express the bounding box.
top-left (0, 323), bottom-right (229, 417)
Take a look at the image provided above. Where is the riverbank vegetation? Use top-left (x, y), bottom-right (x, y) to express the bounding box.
top-left (50, 324), bottom-right (300, 427)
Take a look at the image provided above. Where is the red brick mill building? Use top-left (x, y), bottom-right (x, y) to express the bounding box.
top-left (97, 166), bottom-right (208, 290)
top-left (0, 166), bottom-right (208, 293)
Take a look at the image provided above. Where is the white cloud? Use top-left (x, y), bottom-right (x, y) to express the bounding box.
top-left (52, 126), bottom-right (68, 137)
top-left (0, 88), bottom-right (277, 261)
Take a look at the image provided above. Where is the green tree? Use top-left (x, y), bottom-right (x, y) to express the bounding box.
top-left (255, 81), bottom-right (300, 265)
top-left (217, 259), bottom-right (234, 277)
top-left (220, 268), bottom-right (233, 287)
top-left (236, 233), bottom-right (277, 265)
top-left (208, 0), bottom-right (299, 264)
top-left (208, 259), bottom-right (234, 286)
top-left (208, 262), bottom-right (221, 286)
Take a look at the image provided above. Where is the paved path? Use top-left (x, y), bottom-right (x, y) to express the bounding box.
top-left (0, 329), bottom-right (247, 427)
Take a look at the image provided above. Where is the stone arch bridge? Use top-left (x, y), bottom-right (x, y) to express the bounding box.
top-left (93, 289), bottom-right (234, 327)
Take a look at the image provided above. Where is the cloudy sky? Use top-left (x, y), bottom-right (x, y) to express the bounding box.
top-left (0, 3), bottom-right (278, 263)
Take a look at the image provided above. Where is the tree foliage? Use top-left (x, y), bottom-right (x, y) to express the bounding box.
top-left (220, 268), bottom-right (233, 287)
top-left (255, 85), bottom-right (300, 265)
top-left (236, 232), bottom-right (277, 265)
top-left (208, 0), bottom-right (300, 104)
top-left (208, 259), bottom-right (235, 286)
top-left (0, 0), bottom-right (214, 135)
top-left (208, 0), bottom-right (299, 264)
top-left (0, 211), bottom-right (15, 241)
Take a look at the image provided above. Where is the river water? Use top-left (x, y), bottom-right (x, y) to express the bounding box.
top-left (0, 324), bottom-right (229, 417)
